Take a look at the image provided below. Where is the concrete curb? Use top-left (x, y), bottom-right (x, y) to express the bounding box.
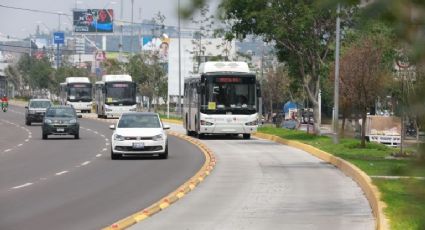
top-left (253, 132), bottom-right (389, 230)
top-left (102, 131), bottom-right (216, 230)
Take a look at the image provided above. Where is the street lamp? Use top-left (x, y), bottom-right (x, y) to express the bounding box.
top-left (333, 4), bottom-right (341, 144)
top-left (130, 0), bottom-right (134, 54)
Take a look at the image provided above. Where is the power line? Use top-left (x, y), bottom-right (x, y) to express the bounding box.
top-left (0, 4), bottom-right (69, 16)
top-left (0, 3), bottom-right (219, 32)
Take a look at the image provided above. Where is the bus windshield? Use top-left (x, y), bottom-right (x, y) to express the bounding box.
top-left (68, 83), bottom-right (92, 102)
top-left (105, 82), bottom-right (136, 105)
top-left (202, 75), bottom-right (256, 114)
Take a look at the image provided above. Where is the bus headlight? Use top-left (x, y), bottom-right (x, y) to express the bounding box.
top-left (245, 120), bottom-right (258, 126)
top-left (105, 105), bottom-right (113, 112)
top-left (200, 120), bottom-right (214, 126)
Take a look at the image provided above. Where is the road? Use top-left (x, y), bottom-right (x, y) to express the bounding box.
top-left (130, 123), bottom-right (375, 230)
top-left (0, 104), bottom-right (205, 230)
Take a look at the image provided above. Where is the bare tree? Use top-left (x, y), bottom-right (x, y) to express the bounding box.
top-left (339, 38), bottom-right (389, 147)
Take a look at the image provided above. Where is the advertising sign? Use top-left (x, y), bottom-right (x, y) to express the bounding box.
top-left (73, 9), bottom-right (114, 33)
top-left (141, 34), bottom-right (170, 63)
top-left (53, 32), bottom-right (65, 44)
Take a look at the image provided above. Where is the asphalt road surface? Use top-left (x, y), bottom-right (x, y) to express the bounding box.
top-left (130, 123), bottom-right (375, 230)
top-left (0, 104), bottom-right (205, 230)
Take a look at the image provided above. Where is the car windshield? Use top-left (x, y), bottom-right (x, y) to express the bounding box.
top-left (46, 108), bottom-right (75, 118)
top-left (118, 114), bottom-right (161, 128)
top-left (30, 101), bottom-right (51, 108)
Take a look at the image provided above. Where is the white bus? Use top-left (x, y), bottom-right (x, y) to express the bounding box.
top-left (94, 74), bottom-right (137, 118)
top-left (183, 62), bottom-right (260, 139)
top-left (59, 77), bottom-right (93, 113)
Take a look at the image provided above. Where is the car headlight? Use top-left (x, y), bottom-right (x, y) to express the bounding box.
top-left (152, 134), bottom-right (164, 141)
top-left (245, 120), bottom-right (258, 126)
top-left (114, 134), bottom-right (125, 141)
top-left (130, 105), bottom-right (137, 111)
top-left (200, 120), bottom-right (214, 126)
top-left (69, 119), bottom-right (77, 124)
top-left (44, 119), bottom-right (52, 124)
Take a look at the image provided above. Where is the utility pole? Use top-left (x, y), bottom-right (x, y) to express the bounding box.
top-left (130, 0), bottom-right (134, 54)
top-left (333, 4), bottom-right (341, 144)
top-left (178, 0), bottom-right (182, 116)
top-left (119, 0), bottom-right (123, 59)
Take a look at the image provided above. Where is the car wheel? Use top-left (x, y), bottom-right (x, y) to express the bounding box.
top-left (243, 134), bottom-right (251, 139)
top-left (198, 133), bottom-right (204, 139)
top-left (25, 119), bottom-right (31, 126)
top-left (74, 132), bottom-right (80, 139)
top-left (159, 143), bottom-right (168, 159)
top-left (42, 132), bottom-right (48, 139)
top-left (111, 148), bottom-right (121, 160)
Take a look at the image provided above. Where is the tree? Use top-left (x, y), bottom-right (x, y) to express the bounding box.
top-left (219, 0), bottom-right (354, 134)
top-left (190, 4), bottom-right (215, 70)
top-left (261, 64), bottom-right (300, 122)
top-left (339, 38), bottom-right (390, 147)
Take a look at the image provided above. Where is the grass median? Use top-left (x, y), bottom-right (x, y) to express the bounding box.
top-left (258, 126), bottom-right (425, 230)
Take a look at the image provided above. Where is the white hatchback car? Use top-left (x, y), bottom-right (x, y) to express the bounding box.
top-left (110, 112), bottom-right (170, 159)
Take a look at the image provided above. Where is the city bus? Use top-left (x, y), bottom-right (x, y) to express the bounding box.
top-left (94, 74), bottom-right (137, 118)
top-left (183, 61), bottom-right (260, 139)
top-left (59, 77), bottom-right (92, 113)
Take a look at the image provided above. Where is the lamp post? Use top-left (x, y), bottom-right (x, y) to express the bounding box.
top-left (333, 4), bottom-right (341, 144)
top-left (130, 0), bottom-right (134, 54)
top-left (178, 0), bottom-right (182, 116)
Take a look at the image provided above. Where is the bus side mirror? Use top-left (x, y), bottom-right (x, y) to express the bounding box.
top-left (256, 84), bottom-right (261, 97)
top-left (197, 83), bottom-right (205, 94)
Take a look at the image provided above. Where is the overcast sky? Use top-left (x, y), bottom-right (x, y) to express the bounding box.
top-left (0, 0), bottom-right (219, 39)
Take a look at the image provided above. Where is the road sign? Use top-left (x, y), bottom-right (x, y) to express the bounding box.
top-left (53, 32), bottom-right (65, 44)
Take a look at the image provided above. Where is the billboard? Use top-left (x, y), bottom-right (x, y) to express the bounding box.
top-left (141, 34), bottom-right (170, 63)
top-left (73, 9), bottom-right (114, 33)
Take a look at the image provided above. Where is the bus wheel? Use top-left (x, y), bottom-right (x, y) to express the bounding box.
top-left (243, 134), bottom-right (251, 139)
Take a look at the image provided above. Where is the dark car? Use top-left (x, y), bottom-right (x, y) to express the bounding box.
top-left (42, 105), bottom-right (81, 139)
top-left (25, 99), bottom-right (53, 125)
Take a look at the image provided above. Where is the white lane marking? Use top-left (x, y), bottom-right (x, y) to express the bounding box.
top-left (96, 154), bottom-right (102, 157)
top-left (12, 183), bottom-right (33, 189)
top-left (25, 139), bottom-right (29, 142)
top-left (55, 171), bottom-right (68, 176)
top-left (81, 161), bottom-right (90, 166)
top-left (28, 136), bottom-right (32, 138)
top-left (18, 144), bottom-right (23, 147)
top-left (102, 148), bottom-right (107, 152)
top-left (4, 149), bottom-right (12, 152)
top-left (86, 128), bottom-right (92, 131)
top-left (105, 143), bottom-right (110, 146)
top-left (101, 134), bottom-right (105, 137)
top-left (94, 131), bottom-right (98, 134)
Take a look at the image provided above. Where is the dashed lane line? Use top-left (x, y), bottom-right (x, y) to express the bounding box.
top-left (12, 183), bottom-right (33, 190)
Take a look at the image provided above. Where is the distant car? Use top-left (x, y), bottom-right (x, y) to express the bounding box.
top-left (25, 99), bottom-right (53, 125)
top-left (109, 112), bottom-right (170, 160)
top-left (42, 105), bottom-right (81, 139)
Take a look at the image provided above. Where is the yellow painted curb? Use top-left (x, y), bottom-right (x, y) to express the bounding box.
top-left (102, 130), bottom-right (216, 230)
top-left (161, 118), bottom-right (182, 125)
top-left (253, 132), bottom-right (389, 230)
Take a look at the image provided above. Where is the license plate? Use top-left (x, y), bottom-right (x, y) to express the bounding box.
top-left (57, 128), bottom-right (65, 132)
top-left (132, 142), bottom-right (144, 149)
